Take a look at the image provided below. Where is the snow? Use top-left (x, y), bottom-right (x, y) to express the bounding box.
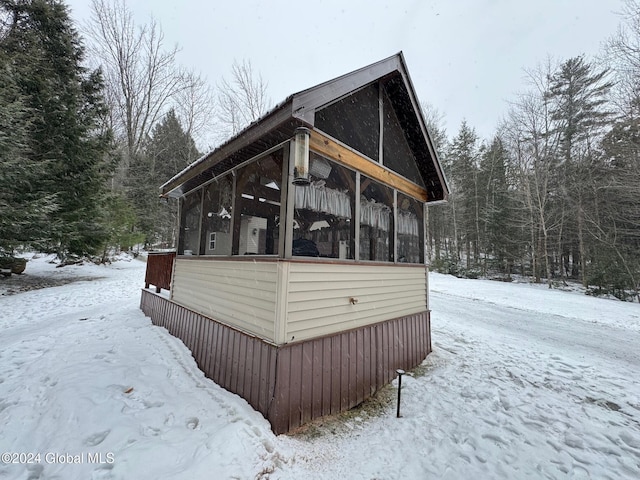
top-left (1, 255), bottom-right (640, 479)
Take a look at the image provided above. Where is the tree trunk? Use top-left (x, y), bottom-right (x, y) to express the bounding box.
top-left (577, 206), bottom-right (588, 287)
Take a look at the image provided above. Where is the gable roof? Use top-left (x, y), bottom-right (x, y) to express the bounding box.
top-left (161, 52), bottom-right (449, 202)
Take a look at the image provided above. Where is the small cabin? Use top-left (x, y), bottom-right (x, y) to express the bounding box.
top-left (141, 52), bottom-right (449, 434)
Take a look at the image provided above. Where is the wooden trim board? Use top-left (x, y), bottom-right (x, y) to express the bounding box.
top-left (309, 130), bottom-right (428, 202)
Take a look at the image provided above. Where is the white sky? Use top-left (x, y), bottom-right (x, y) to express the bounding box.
top-left (67, 0), bottom-right (624, 142)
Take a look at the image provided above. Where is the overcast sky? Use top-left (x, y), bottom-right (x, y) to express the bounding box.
top-left (67, 0), bottom-right (624, 143)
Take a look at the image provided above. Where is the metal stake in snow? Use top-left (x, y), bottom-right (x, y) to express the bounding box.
top-left (396, 369), bottom-right (405, 418)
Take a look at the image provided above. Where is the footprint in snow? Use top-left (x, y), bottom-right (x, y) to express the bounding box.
top-left (620, 431), bottom-right (640, 448)
top-left (0, 399), bottom-right (18, 414)
top-left (141, 425), bottom-right (161, 437)
top-left (84, 429), bottom-right (110, 446)
top-left (261, 438), bottom-right (275, 454)
top-left (25, 464), bottom-right (44, 480)
top-left (186, 417), bottom-right (199, 430)
top-left (91, 462), bottom-right (115, 480)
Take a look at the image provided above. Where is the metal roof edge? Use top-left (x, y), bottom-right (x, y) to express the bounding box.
top-left (160, 97), bottom-right (294, 197)
top-left (290, 52), bottom-right (404, 121)
top-left (395, 51), bottom-right (451, 200)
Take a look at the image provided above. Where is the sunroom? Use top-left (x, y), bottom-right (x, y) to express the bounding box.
top-left (141, 52), bottom-right (448, 433)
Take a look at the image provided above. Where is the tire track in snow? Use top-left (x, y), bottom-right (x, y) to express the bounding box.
top-left (431, 290), bottom-right (640, 366)
top-left (428, 292), bottom-right (640, 478)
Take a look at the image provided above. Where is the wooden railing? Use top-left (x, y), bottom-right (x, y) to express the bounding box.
top-left (144, 251), bottom-right (176, 293)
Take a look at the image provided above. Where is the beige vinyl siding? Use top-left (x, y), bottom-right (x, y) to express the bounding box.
top-left (170, 258), bottom-right (428, 345)
top-left (171, 259), bottom-right (278, 341)
top-left (285, 263), bottom-right (427, 342)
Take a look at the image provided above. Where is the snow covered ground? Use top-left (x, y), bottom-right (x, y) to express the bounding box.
top-left (1, 254), bottom-right (639, 479)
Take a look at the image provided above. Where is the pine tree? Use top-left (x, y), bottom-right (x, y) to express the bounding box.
top-left (447, 121), bottom-right (481, 271)
top-left (0, 54), bottom-right (57, 253)
top-left (547, 56), bottom-right (613, 285)
top-left (99, 191), bottom-right (145, 261)
top-left (126, 109), bottom-right (199, 246)
top-left (478, 136), bottom-right (521, 276)
top-left (548, 56), bottom-right (613, 162)
top-left (0, 0), bottom-right (112, 258)
top-left (422, 104), bottom-right (451, 265)
top-left (595, 118), bottom-right (640, 299)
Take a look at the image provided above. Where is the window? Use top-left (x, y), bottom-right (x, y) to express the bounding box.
top-left (359, 176), bottom-right (394, 262)
top-left (315, 79), bottom-right (427, 190)
top-left (233, 149), bottom-right (284, 255)
top-left (178, 189), bottom-right (202, 255)
top-left (293, 153), bottom-right (355, 258)
top-left (315, 83), bottom-right (380, 162)
top-left (199, 174), bottom-right (233, 255)
top-left (381, 83), bottom-right (425, 187)
top-left (175, 143), bottom-right (426, 263)
top-left (397, 193), bottom-right (424, 264)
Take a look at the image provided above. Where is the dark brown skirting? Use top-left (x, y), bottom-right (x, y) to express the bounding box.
top-left (140, 289), bottom-right (431, 434)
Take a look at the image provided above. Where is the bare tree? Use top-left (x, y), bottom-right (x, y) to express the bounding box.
top-left (605, 0), bottom-right (640, 117)
top-left (503, 60), bottom-right (563, 286)
top-left (546, 56), bottom-right (613, 286)
top-left (84, 0), bottom-right (215, 183)
top-left (81, 0), bottom-right (217, 249)
top-left (86, 0), bottom-right (180, 157)
top-left (216, 59), bottom-right (271, 141)
top-left (173, 70), bottom-right (215, 157)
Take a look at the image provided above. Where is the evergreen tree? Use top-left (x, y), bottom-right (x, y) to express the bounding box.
top-left (447, 121), bottom-right (481, 270)
top-left (548, 56), bottom-right (613, 162)
top-left (0, 0), bottom-right (112, 258)
top-left (478, 136), bottom-right (521, 276)
top-left (422, 104), bottom-right (451, 266)
top-left (99, 191), bottom-right (145, 261)
top-left (127, 109), bottom-right (199, 247)
top-left (595, 118), bottom-right (640, 299)
top-left (0, 53), bottom-right (57, 253)
top-left (547, 56), bottom-right (613, 285)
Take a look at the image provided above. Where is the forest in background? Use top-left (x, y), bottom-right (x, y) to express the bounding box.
top-left (1, 0), bottom-right (638, 300)
top-left (0, 0), bottom-right (268, 262)
top-left (425, 1), bottom-right (640, 300)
